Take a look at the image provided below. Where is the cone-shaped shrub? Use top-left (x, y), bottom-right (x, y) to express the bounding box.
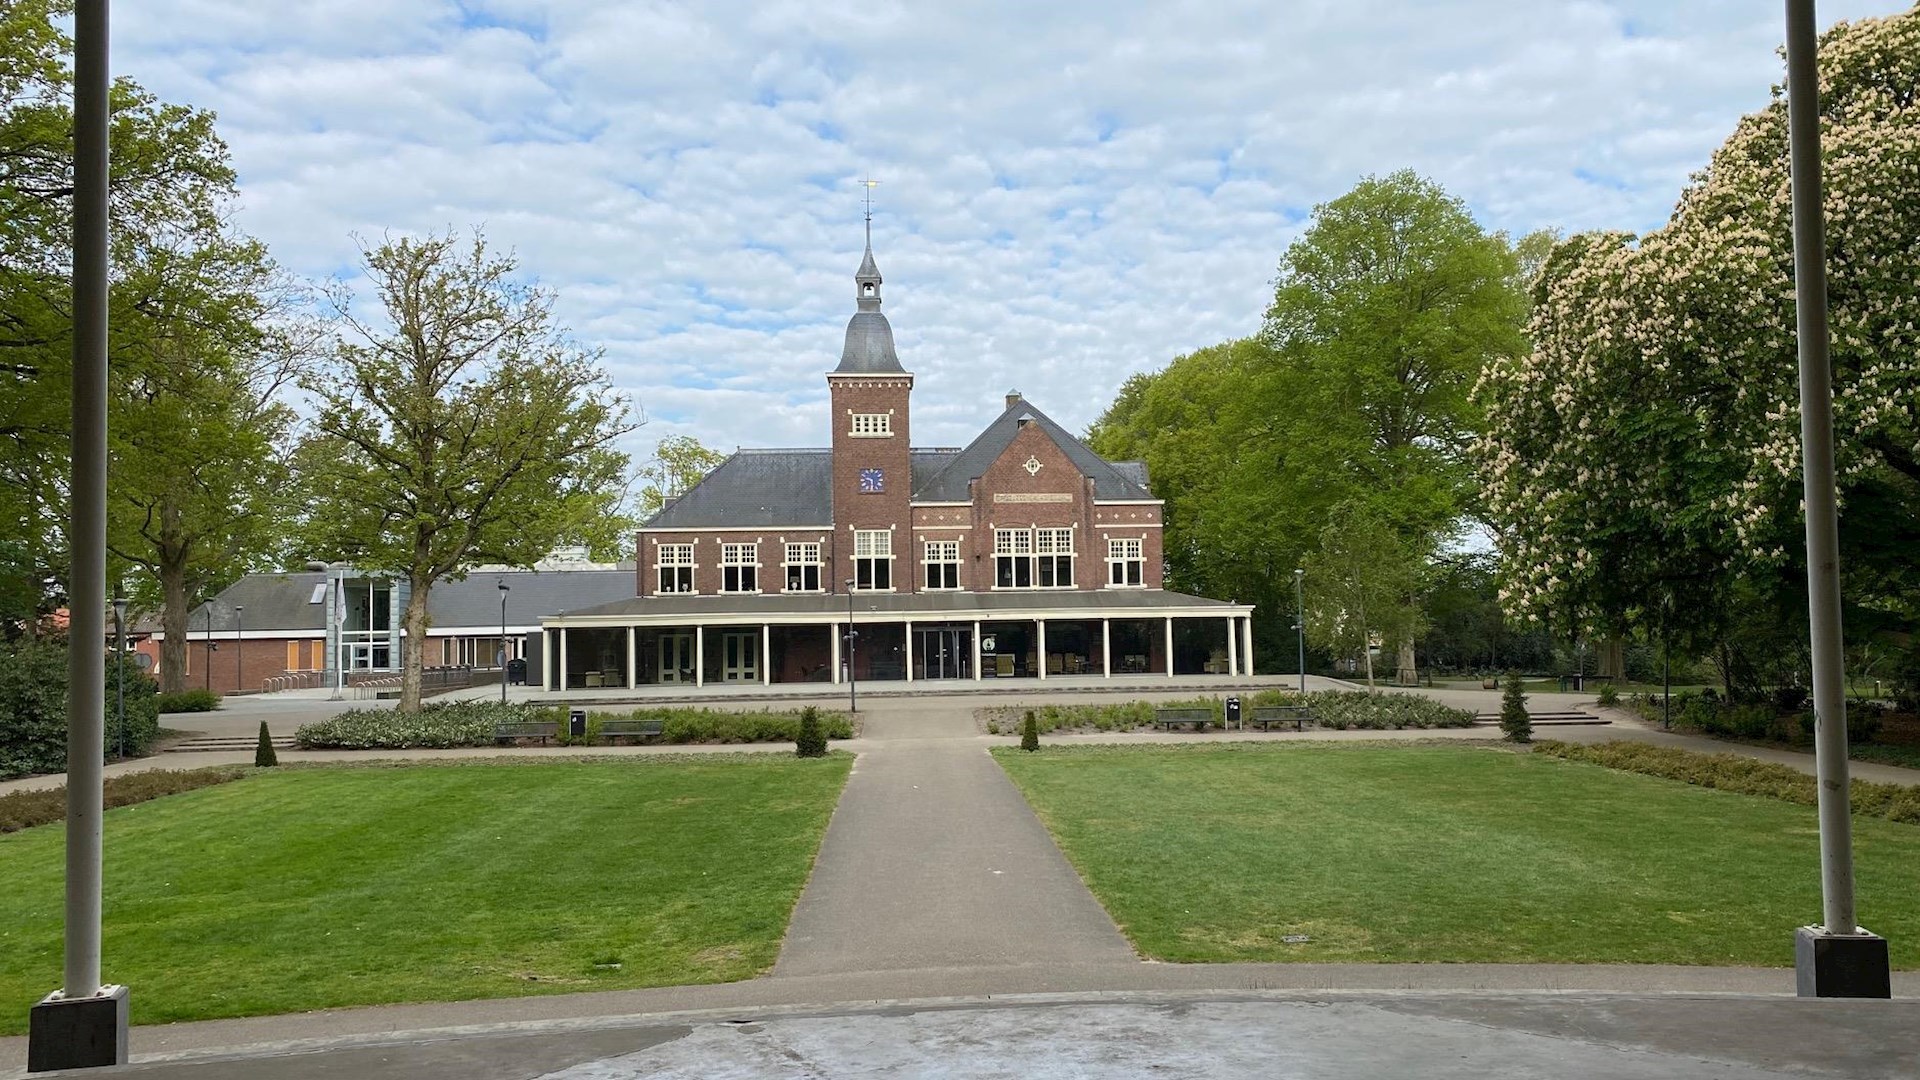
top-left (1500, 670), bottom-right (1532, 743)
top-left (795, 706), bottom-right (828, 758)
top-left (1020, 710), bottom-right (1040, 752)
top-left (254, 720), bottom-right (279, 767)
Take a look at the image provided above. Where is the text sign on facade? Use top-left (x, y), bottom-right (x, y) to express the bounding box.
top-left (993, 493), bottom-right (1072, 504)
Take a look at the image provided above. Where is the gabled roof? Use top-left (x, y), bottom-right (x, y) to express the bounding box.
top-left (911, 397), bottom-right (1155, 502)
top-left (174, 569), bottom-right (639, 633)
top-left (643, 448), bottom-right (965, 528)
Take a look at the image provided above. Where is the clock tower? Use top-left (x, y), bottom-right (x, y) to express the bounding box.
top-left (828, 225), bottom-right (912, 591)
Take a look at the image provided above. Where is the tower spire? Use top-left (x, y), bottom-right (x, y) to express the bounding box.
top-left (861, 175), bottom-right (878, 252)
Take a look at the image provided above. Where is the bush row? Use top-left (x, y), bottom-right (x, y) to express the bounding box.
top-left (156, 688), bottom-right (222, 713)
top-left (980, 691), bottom-right (1475, 734)
top-left (2, 642), bottom-right (160, 779)
top-left (294, 700), bottom-right (853, 749)
top-left (1533, 740), bottom-right (1920, 825)
top-left (1627, 691), bottom-right (1885, 744)
top-left (0, 766), bottom-right (248, 833)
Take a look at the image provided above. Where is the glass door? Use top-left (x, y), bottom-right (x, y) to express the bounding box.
top-left (658, 633), bottom-right (693, 683)
top-left (916, 627), bottom-right (971, 679)
top-left (721, 631), bottom-right (759, 682)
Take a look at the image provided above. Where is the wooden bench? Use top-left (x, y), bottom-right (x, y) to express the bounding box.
top-left (494, 720), bottom-right (559, 745)
top-left (1247, 705), bottom-right (1316, 731)
top-left (1154, 707), bottom-right (1214, 731)
top-left (599, 718), bottom-right (665, 743)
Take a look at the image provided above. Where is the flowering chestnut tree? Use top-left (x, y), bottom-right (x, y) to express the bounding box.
top-left (1475, 9), bottom-right (1920, 668)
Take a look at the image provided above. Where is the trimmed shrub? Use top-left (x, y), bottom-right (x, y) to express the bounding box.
top-left (2, 641), bottom-right (161, 778)
top-left (0, 766), bottom-right (248, 833)
top-left (1596, 683), bottom-right (1620, 707)
top-left (978, 691), bottom-right (1475, 734)
top-left (795, 706), bottom-right (828, 758)
top-left (156, 688), bottom-right (222, 713)
top-left (295, 700), bottom-right (853, 750)
top-left (1534, 740), bottom-right (1920, 825)
top-left (1500, 670), bottom-right (1531, 743)
top-left (1020, 710), bottom-right (1040, 752)
top-left (254, 721), bottom-right (279, 768)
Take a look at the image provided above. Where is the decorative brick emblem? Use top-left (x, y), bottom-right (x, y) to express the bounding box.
top-left (1023, 456), bottom-right (1043, 476)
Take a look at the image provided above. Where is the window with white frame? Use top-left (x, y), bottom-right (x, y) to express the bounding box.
top-left (657, 543), bottom-right (694, 593)
top-left (721, 542), bottom-right (758, 593)
top-left (849, 412), bottom-right (892, 437)
top-left (1107, 537), bottom-right (1145, 587)
top-left (924, 540), bottom-right (960, 590)
top-left (853, 529), bottom-right (892, 590)
top-left (994, 527), bottom-right (1075, 588)
top-left (784, 542), bottom-right (822, 592)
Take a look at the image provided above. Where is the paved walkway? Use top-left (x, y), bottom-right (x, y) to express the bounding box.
top-left (773, 704), bottom-right (1137, 976)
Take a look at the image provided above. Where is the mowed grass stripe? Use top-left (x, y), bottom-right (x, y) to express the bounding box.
top-left (993, 744), bottom-right (1920, 967)
top-left (0, 757), bottom-right (851, 1033)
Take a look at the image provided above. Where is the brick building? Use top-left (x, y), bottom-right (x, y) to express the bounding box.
top-left (541, 235), bottom-right (1254, 689)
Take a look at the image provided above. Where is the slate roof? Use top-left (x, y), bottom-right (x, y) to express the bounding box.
top-left (176, 569), bottom-right (638, 633)
top-left (910, 397), bottom-right (1154, 502)
top-left (643, 448), bottom-right (965, 528)
top-left (835, 311), bottom-right (904, 374)
top-left (557, 589), bottom-right (1244, 621)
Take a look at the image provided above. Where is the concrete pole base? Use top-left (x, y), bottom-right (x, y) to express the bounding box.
top-left (27, 984), bottom-right (129, 1072)
top-left (1794, 926), bottom-right (1891, 998)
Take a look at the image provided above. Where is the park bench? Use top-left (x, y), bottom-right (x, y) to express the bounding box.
top-left (1247, 705), bottom-right (1316, 731)
top-left (1154, 706), bottom-right (1214, 731)
top-left (494, 720), bottom-right (559, 745)
top-left (599, 717), bottom-right (666, 743)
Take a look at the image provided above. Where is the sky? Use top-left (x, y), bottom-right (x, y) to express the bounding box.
top-left (112, 0), bottom-right (1912, 465)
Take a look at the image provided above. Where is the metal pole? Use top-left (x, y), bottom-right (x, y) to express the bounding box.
top-left (204, 608), bottom-right (212, 692)
top-left (499, 582), bottom-right (510, 704)
top-left (64, 0), bottom-right (110, 1004)
top-left (1294, 568), bottom-right (1306, 694)
top-left (846, 581), bottom-right (859, 709)
top-left (1785, 0), bottom-right (1857, 939)
top-left (235, 606), bottom-right (244, 694)
top-left (112, 591), bottom-right (125, 760)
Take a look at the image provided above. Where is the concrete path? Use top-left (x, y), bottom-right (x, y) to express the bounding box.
top-left (773, 704), bottom-right (1138, 976)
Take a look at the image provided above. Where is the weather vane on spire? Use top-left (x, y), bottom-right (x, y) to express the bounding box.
top-left (861, 175), bottom-right (880, 245)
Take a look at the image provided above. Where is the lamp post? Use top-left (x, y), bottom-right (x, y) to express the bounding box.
top-left (498, 580), bottom-right (510, 704)
top-left (111, 587), bottom-right (126, 760)
top-left (234, 605), bottom-right (244, 694)
top-left (204, 606), bottom-right (214, 693)
top-left (1293, 568), bottom-right (1306, 694)
top-left (844, 578), bottom-right (857, 714)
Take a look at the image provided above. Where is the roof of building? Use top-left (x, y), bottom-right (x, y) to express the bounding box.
top-left (836, 311), bottom-right (903, 374)
top-left (554, 589), bottom-right (1246, 622)
top-left (911, 396), bottom-right (1154, 502)
top-left (642, 448), bottom-right (964, 529)
top-left (172, 568), bottom-right (638, 633)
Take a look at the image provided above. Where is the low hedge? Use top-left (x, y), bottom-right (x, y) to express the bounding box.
top-left (1534, 740), bottom-right (1920, 824)
top-left (0, 766), bottom-right (248, 833)
top-left (156, 689), bottom-right (222, 713)
top-left (980, 691), bottom-right (1475, 734)
top-left (295, 700), bottom-right (853, 749)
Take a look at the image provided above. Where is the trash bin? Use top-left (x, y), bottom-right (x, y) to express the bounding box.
top-left (506, 658), bottom-right (527, 685)
top-left (569, 708), bottom-right (586, 739)
top-left (1224, 696), bottom-right (1242, 730)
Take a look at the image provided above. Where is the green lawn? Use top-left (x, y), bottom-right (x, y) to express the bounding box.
top-left (994, 743), bottom-right (1920, 967)
top-left (0, 756), bottom-right (851, 1033)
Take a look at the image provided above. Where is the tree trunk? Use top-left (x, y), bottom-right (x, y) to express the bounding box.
top-left (1396, 639), bottom-right (1417, 686)
top-left (1597, 636), bottom-right (1625, 679)
top-left (159, 560), bottom-right (190, 693)
top-left (400, 575), bottom-right (432, 713)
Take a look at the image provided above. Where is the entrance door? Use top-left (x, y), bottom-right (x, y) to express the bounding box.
top-left (658, 633), bottom-right (693, 683)
top-left (721, 631), bottom-right (759, 683)
top-left (915, 627), bottom-right (971, 679)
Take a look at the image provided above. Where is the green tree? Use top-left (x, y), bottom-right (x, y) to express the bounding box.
top-left (1301, 500), bottom-right (1423, 688)
top-left (1500, 669), bottom-right (1531, 743)
top-left (1475, 9), bottom-right (1920, 695)
top-left (298, 230), bottom-right (638, 713)
top-left (1020, 710), bottom-right (1039, 752)
top-left (636, 434), bottom-right (727, 519)
top-left (254, 719), bottom-right (278, 768)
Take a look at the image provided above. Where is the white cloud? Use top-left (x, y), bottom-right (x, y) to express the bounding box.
top-left (109, 0), bottom-right (1910, 464)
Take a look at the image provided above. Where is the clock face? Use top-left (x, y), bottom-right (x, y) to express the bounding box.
top-left (858, 468), bottom-right (885, 493)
